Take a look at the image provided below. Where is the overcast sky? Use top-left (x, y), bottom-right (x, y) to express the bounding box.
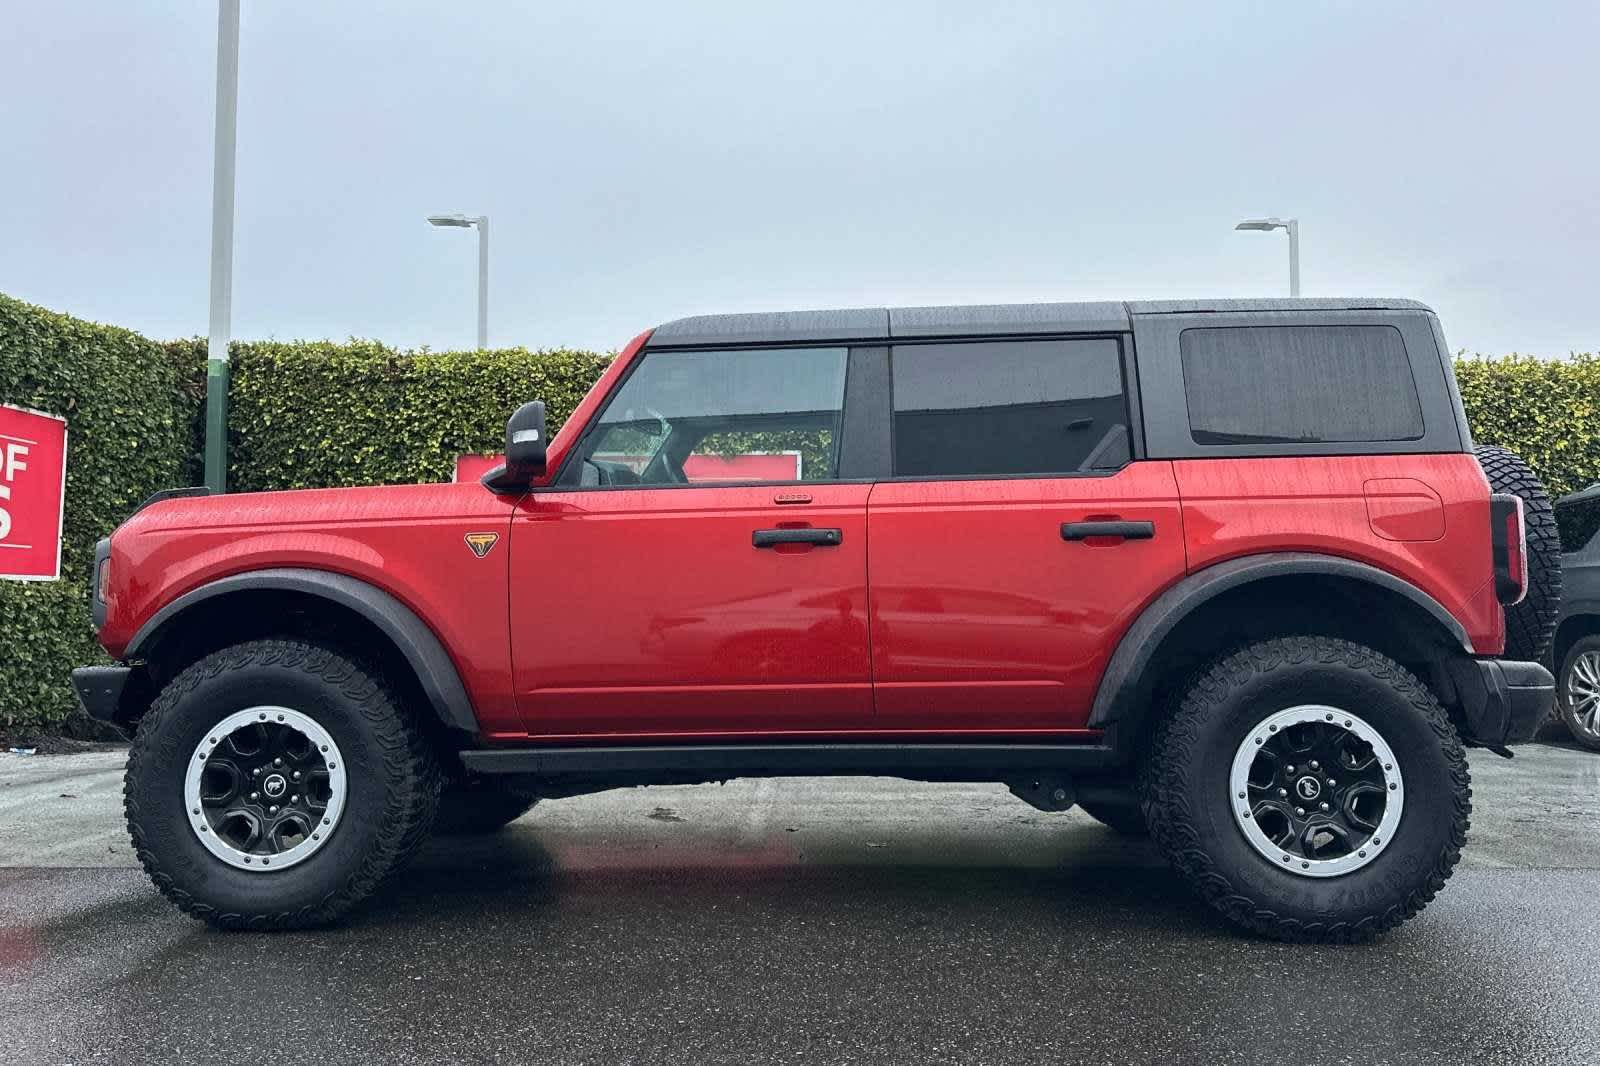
top-left (3, 2), bottom-right (1596, 357)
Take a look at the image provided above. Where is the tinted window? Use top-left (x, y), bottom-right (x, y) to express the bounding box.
top-left (891, 339), bottom-right (1129, 477)
top-left (565, 347), bottom-right (847, 486)
top-left (1180, 325), bottom-right (1424, 445)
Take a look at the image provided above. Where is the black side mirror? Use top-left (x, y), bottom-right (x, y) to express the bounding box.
top-left (482, 401), bottom-right (548, 493)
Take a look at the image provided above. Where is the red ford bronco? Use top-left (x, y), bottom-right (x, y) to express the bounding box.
top-left (74, 298), bottom-right (1560, 940)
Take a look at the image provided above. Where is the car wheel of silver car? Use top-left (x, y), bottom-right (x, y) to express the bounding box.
top-left (125, 638), bottom-right (440, 929)
top-left (1557, 636), bottom-right (1600, 751)
top-left (1141, 635), bottom-right (1470, 943)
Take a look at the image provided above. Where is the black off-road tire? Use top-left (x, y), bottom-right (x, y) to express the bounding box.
top-left (1476, 444), bottom-right (1562, 663)
top-left (1140, 636), bottom-right (1471, 943)
top-left (1078, 799), bottom-right (1149, 836)
top-left (124, 639), bottom-right (441, 930)
top-left (435, 778), bottom-right (540, 835)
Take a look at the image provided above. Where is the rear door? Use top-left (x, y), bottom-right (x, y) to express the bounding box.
top-left (865, 336), bottom-right (1189, 731)
top-left (509, 343), bottom-right (876, 737)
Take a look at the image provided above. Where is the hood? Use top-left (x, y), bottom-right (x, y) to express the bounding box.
top-left (117, 481), bottom-right (504, 539)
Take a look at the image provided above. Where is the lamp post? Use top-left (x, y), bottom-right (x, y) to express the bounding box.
top-left (204, 0), bottom-right (241, 493)
top-left (427, 213), bottom-right (489, 349)
top-left (1234, 217), bottom-right (1300, 297)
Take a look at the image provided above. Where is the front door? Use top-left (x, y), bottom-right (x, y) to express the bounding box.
top-left (509, 343), bottom-right (873, 738)
top-left (866, 335), bottom-right (1188, 732)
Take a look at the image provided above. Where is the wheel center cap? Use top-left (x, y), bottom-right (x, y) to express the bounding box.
top-left (262, 773), bottom-right (288, 799)
top-left (1295, 775), bottom-right (1323, 801)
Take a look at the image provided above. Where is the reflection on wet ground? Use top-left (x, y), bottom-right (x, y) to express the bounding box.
top-left (3, 760), bottom-right (1599, 1065)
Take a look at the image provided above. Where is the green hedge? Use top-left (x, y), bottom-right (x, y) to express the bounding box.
top-left (165, 339), bottom-right (610, 492)
top-left (0, 295), bottom-right (198, 731)
top-left (1456, 353), bottom-right (1600, 498)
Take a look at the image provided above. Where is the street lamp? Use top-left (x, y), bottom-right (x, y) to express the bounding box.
top-left (204, 0), bottom-right (241, 493)
top-left (427, 213), bottom-right (489, 349)
top-left (1234, 217), bottom-right (1300, 297)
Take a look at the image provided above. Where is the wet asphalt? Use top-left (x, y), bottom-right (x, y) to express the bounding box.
top-left (2, 746), bottom-right (1599, 1065)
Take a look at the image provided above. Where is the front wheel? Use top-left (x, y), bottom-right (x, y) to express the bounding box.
top-left (124, 639), bottom-right (441, 929)
top-left (1141, 636), bottom-right (1471, 942)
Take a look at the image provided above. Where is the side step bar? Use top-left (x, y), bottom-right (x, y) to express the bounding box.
top-left (459, 742), bottom-right (1120, 779)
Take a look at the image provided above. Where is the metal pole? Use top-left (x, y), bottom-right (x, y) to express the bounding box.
top-left (476, 215), bottom-right (489, 350)
top-left (204, 0), bottom-right (241, 493)
top-left (1287, 219), bottom-right (1301, 297)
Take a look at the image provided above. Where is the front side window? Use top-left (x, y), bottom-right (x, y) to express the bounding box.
top-left (1180, 325), bottom-right (1424, 444)
top-left (891, 338), bottom-right (1130, 478)
top-left (563, 347), bottom-right (847, 486)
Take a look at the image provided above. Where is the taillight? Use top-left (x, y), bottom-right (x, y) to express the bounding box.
top-left (96, 556), bottom-right (111, 602)
top-left (1490, 493), bottom-right (1527, 605)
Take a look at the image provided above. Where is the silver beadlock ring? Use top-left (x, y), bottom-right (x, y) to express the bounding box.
top-left (184, 706), bottom-right (347, 872)
top-left (1229, 704), bottom-right (1404, 878)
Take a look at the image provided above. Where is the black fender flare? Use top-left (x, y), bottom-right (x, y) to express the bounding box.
top-left (127, 567), bottom-right (480, 734)
top-left (1087, 552), bottom-right (1472, 745)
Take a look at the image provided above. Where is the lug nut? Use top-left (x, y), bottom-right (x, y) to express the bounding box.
top-left (1295, 807), bottom-right (1306, 816)
top-left (1285, 765), bottom-right (1295, 774)
top-left (292, 771), bottom-right (302, 781)
top-left (274, 758), bottom-right (283, 767)
top-left (1327, 778), bottom-right (1337, 787)
top-left (269, 805), bottom-right (279, 814)
top-left (1319, 802), bottom-right (1330, 811)
top-left (1310, 761), bottom-right (1320, 770)
top-left (1278, 788), bottom-right (1288, 797)
top-left (250, 791), bottom-right (259, 801)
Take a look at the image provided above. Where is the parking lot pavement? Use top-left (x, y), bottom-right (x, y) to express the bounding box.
top-left (2, 745), bottom-right (1599, 1065)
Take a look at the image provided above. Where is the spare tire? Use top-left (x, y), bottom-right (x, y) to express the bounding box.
top-left (1475, 445), bottom-right (1562, 662)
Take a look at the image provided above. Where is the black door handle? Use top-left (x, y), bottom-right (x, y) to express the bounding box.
top-left (1061, 520), bottom-right (1154, 541)
top-left (753, 527), bottom-right (844, 548)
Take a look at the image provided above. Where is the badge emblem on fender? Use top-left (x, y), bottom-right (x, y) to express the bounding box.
top-left (464, 532), bottom-right (500, 559)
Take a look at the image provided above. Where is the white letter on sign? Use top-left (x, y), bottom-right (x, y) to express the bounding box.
top-left (0, 483), bottom-right (11, 542)
top-left (1, 442), bottom-right (27, 482)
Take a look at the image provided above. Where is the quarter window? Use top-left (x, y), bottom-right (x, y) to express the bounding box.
top-left (890, 338), bottom-right (1130, 477)
top-left (1180, 325), bottom-right (1424, 445)
top-left (564, 347), bottom-right (847, 486)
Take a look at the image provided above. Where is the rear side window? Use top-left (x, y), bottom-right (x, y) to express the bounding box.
top-left (1180, 325), bottom-right (1424, 445)
top-left (891, 338), bottom-right (1129, 478)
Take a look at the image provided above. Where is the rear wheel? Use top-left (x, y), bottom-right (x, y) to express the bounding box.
top-left (1141, 636), bottom-right (1470, 942)
top-left (1556, 636), bottom-right (1600, 751)
top-left (125, 639), bottom-right (440, 929)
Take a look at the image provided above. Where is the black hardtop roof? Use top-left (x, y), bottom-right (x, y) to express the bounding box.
top-left (649, 297), bottom-right (1434, 347)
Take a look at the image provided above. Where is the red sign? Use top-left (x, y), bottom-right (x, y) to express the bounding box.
top-left (0, 404), bottom-right (68, 582)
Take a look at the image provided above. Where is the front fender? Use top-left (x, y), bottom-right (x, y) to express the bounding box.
top-left (126, 568), bottom-right (480, 734)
